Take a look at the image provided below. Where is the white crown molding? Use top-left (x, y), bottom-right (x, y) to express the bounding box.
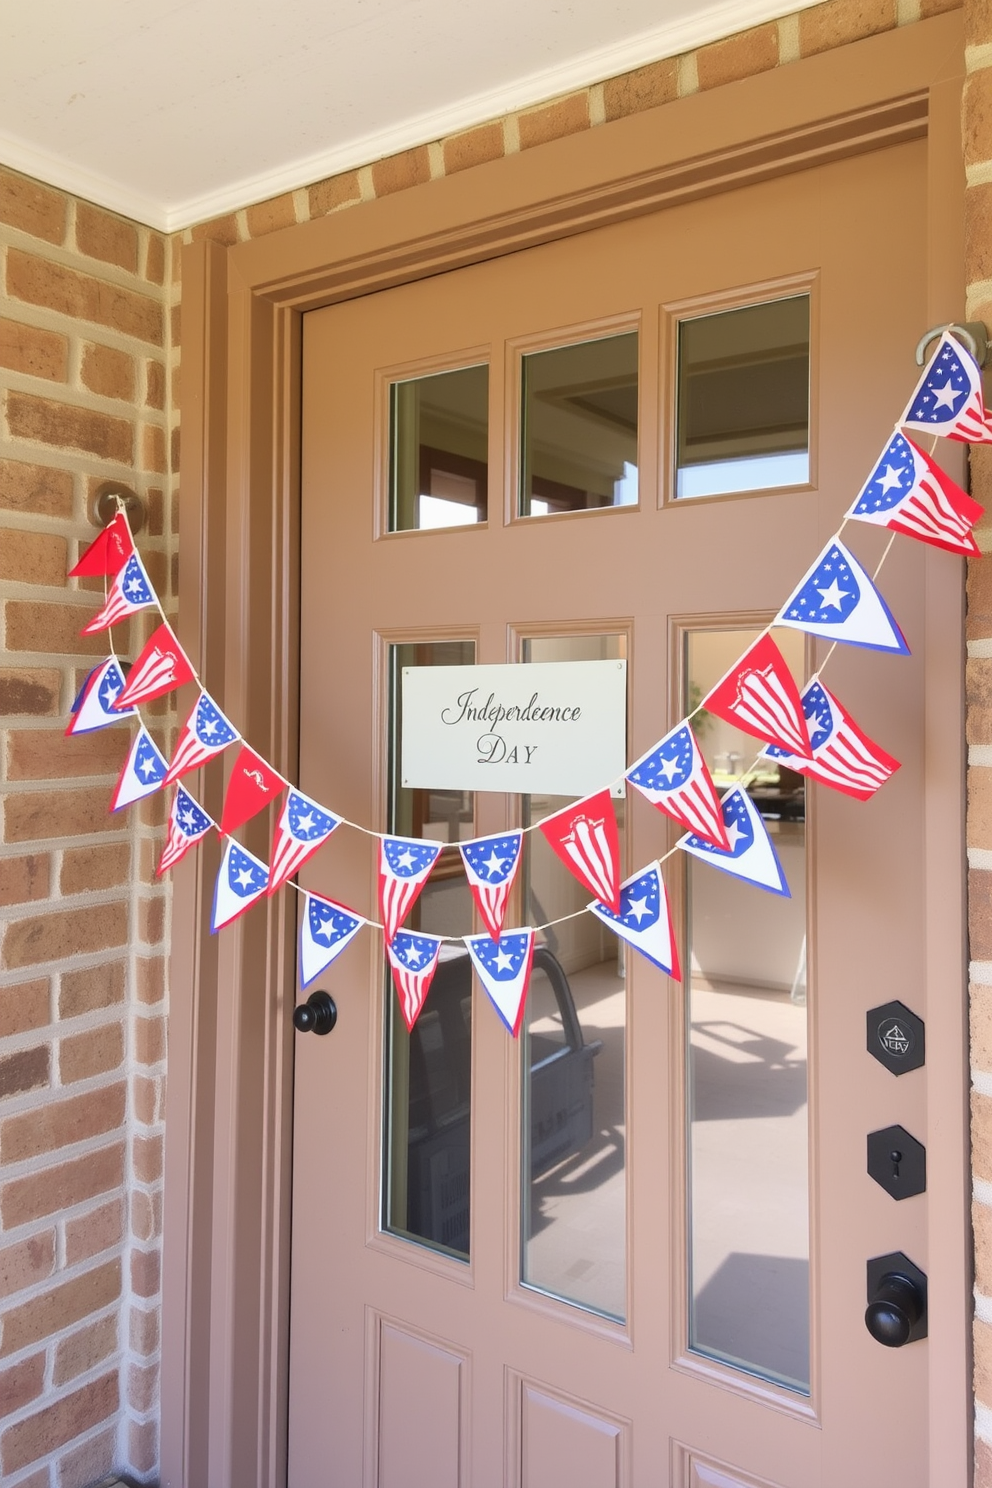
top-left (0, 0), bottom-right (821, 234)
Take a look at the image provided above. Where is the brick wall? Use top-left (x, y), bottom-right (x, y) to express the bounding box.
top-left (0, 173), bottom-right (175, 1486)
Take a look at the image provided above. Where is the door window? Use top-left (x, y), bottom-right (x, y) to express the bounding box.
top-left (389, 363), bottom-right (489, 531)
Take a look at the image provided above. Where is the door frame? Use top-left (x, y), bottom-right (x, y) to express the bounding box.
top-left (162, 16), bottom-right (970, 1486)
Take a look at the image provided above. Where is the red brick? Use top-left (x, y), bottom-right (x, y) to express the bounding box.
top-left (135, 956), bottom-right (165, 1006)
top-left (3, 902), bottom-right (128, 970)
top-left (967, 182), bottom-right (992, 287)
top-left (190, 213), bottom-right (239, 246)
top-left (141, 421), bottom-right (167, 473)
top-left (0, 1370), bottom-right (118, 1474)
top-left (518, 93), bottom-right (590, 149)
top-left (8, 724), bottom-right (128, 780)
top-left (130, 1245), bottom-right (160, 1298)
top-left (145, 359), bottom-right (165, 410)
top-left (603, 59), bottom-right (679, 122)
top-left (57, 1423), bottom-right (117, 1488)
top-left (0, 1353), bottom-right (45, 1415)
top-left (1, 1082), bottom-right (125, 1162)
top-left (128, 1416), bottom-right (158, 1476)
top-left (133, 1132), bottom-right (163, 1184)
top-left (970, 552), bottom-right (992, 640)
top-left (0, 1230), bottom-right (55, 1299)
top-left (138, 896), bottom-right (166, 946)
top-left (144, 233), bottom-right (166, 285)
top-left (129, 1358), bottom-right (158, 1414)
top-left (132, 1074), bottom-right (161, 1126)
top-left (0, 528), bottom-right (68, 587)
top-left (6, 390), bottom-right (134, 463)
top-left (131, 1189), bottom-right (162, 1244)
top-left (798, 0), bottom-right (896, 57)
top-left (0, 458), bottom-right (73, 517)
top-left (60, 843), bottom-right (131, 896)
top-left (0, 667), bottom-right (60, 715)
top-left (59, 1021), bottom-right (125, 1083)
top-left (81, 341), bottom-right (135, 402)
top-left (6, 248), bottom-right (163, 344)
top-left (0, 1259), bottom-right (120, 1357)
top-left (64, 1197), bottom-right (124, 1266)
top-left (129, 1303), bottom-right (159, 1356)
top-left (59, 961), bottom-right (126, 1020)
top-left (308, 171), bottom-right (362, 216)
top-left (697, 24), bottom-right (779, 90)
top-left (0, 168), bottom-right (66, 244)
top-left (442, 124), bottom-right (504, 175)
top-left (0, 316), bottom-right (68, 381)
top-left (0, 1045), bottom-right (49, 1100)
top-left (134, 1016), bottom-right (165, 1067)
top-left (4, 784), bottom-right (127, 842)
top-left (53, 1312), bottom-right (118, 1385)
top-left (372, 146), bottom-right (431, 197)
top-left (0, 978), bottom-right (49, 1036)
top-left (0, 1145), bottom-right (124, 1227)
top-left (75, 201), bottom-right (139, 273)
top-left (245, 192), bottom-right (297, 237)
top-left (0, 854), bottom-right (50, 907)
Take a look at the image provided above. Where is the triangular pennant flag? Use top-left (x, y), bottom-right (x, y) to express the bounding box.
top-left (299, 892), bottom-right (365, 988)
top-left (218, 745), bottom-right (286, 835)
top-left (81, 552), bottom-right (157, 634)
top-left (775, 539), bottom-right (909, 654)
top-left (900, 330), bottom-right (992, 445)
top-left (538, 789), bottom-right (621, 912)
top-left (378, 836), bottom-right (443, 944)
top-left (268, 789), bottom-right (340, 896)
top-left (163, 690), bottom-right (240, 785)
top-left (211, 838), bottom-right (270, 932)
top-left (764, 679), bottom-right (900, 801)
top-left (464, 929), bottom-right (535, 1037)
top-left (702, 633), bottom-right (810, 758)
top-left (114, 623), bottom-right (197, 709)
top-left (678, 787), bottom-right (790, 897)
top-left (847, 431), bottom-right (983, 557)
top-left (588, 863), bottom-right (681, 978)
top-left (110, 726), bottom-right (168, 810)
top-left (65, 659), bottom-right (136, 735)
top-left (68, 512), bottom-right (134, 578)
top-left (386, 929), bottom-right (443, 1031)
top-left (157, 785), bottom-right (214, 875)
top-left (626, 723), bottom-right (729, 849)
top-left (459, 831), bottom-right (523, 940)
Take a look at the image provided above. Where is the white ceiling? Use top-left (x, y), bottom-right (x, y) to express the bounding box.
top-left (1, 0), bottom-right (817, 233)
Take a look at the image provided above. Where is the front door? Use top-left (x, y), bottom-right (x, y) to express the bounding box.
top-left (289, 134), bottom-right (966, 1487)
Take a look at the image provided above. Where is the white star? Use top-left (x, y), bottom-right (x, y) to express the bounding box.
top-left (314, 919), bottom-right (333, 943)
top-left (201, 718), bottom-right (218, 736)
top-left (403, 943), bottom-right (423, 965)
top-left (482, 849), bottom-right (506, 877)
top-left (138, 754), bottom-right (158, 778)
top-left (816, 578), bottom-right (849, 610)
top-left (931, 377), bottom-right (961, 412)
top-left (494, 948), bottom-right (514, 973)
top-left (294, 811), bottom-right (316, 835)
top-left (658, 754), bottom-right (681, 783)
top-left (126, 577), bottom-right (144, 595)
top-left (725, 819), bottom-right (744, 850)
top-left (179, 808), bottom-right (197, 828)
top-left (235, 866), bottom-right (256, 889)
top-left (394, 848), bottom-right (416, 871)
top-left (625, 894), bottom-right (652, 924)
top-left (876, 462), bottom-right (904, 495)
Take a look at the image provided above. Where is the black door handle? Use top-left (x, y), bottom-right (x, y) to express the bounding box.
top-left (865, 1262), bottom-right (927, 1347)
top-left (293, 990), bottom-right (337, 1035)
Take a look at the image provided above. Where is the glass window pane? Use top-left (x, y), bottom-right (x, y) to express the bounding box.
top-left (389, 365), bottom-right (488, 531)
top-left (383, 640), bottom-right (476, 1259)
top-left (685, 627), bottom-right (809, 1393)
top-left (521, 634), bottom-right (627, 1322)
top-left (676, 296), bottom-right (810, 499)
top-left (520, 334), bottom-right (638, 517)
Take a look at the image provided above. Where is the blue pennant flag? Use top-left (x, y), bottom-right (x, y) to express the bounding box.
top-left (66, 659), bottom-right (136, 735)
top-left (464, 929), bottom-right (535, 1037)
top-left (81, 551), bottom-right (157, 634)
top-left (158, 785), bottom-right (214, 875)
top-left (269, 790), bottom-right (340, 896)
top-left (299, 891), bottom-right (365, 988)
top-left (386, 929), bottom-right (444, 1031)
top-left (211, 839), bottom-right (270, 932)
top-left (899, 329), bottom-right (992, 445)
top-left (164, 690), bottom-right (240, 784)
top-left (378, 835), bottom-right (442, 943)
top-left (775, 539), bottom-right (908, 654)
top-left (459, 831), bottom-right (523, 939)
top-left (588, 864), bottom-right (680, 977)
top-left (678, 787), bottom-right (790, 897)
top-left (111, 726), bottom-right (168, 810)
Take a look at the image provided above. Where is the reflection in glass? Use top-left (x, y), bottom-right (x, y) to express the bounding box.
top-left (384, 640), bottom-right (475, 1259)
top-left (685, 627), bottom-right (809, 1392)
top-left (389, 365), bottom-right (489, 531)
top-left (521, 635), bottom-right (627, 1321)
top-left (676, 296), bottom-right (810, 499)
top-left (520, 333), bottom-right (638, 517)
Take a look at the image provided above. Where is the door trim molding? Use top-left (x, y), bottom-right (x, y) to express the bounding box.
top-left (163, 16), bottom-right (967, 1486)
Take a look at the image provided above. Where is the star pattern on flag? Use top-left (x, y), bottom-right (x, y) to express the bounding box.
top-left (847, 432), bottom-right (982, 556)
top-left (268, 789), bottom-right (340, 895)
top-left (164, 691), bottom-right (239, 785)
top-left (66, 659), bottom-right (136, 735)
top-left (299, 892), bottom-right (364, 987)
top-left (460, 831), bottom-right (523, 939)
top-left (465, 929), bottom-right (535, 1037)
top-left (81, 553), bottom-right (157, 634)
top-left (679, 787), bottom-right (790, 897)
top-left (627, 723), bottom-right (729, 849)
top-left (111, 726), bottom-right (167, 811)
top-left (765, 679), bottom-right (900, 800)
top-left (588, 863), bottom-right (681, 978)
top-left (776, 540), bottom-right (909, 654)
top-left (378, 836), bottom-right (442, 943)
top-left (900, 332), bottom-right (992, 443)
top-left (386, 929), bottom-right (443, 1031)
top-left (157, 785), bottom-right (214, 876)
top-left (211, 840), bottom-right (270, 932)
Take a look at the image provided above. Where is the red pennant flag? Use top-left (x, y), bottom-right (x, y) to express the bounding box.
top-left (219, 745), bottom-right (286, 835)
top-left (538, 789), bottom-right (621, 912)
top-left (703, 634), bottom-right (810, 758)
top-left (68, 513), bottom-right (134, 578)
top-left (114, 623), bottom-right (196, 710)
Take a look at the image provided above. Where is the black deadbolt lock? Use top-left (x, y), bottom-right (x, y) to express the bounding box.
top-left (293, 990), bottom-right (338, 1036)
top-left (865, 1252), bottom-right (927, 1347)
top-left (866, 1000), bottom-right (925, 1075)
top-left (867, 1123), bottom-right (926, 1200)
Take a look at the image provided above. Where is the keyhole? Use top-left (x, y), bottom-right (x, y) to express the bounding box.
top-left (890, 1148), bottom-right (903, 1179)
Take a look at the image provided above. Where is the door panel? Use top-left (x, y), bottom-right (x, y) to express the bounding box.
top-left (290, 138), bottom-right (955, 1486)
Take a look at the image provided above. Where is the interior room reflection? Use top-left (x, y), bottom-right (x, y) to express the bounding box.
top-left (389, 363), bottom-right (489, 531)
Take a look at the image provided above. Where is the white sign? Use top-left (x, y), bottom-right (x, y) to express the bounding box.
top-left (401, 660), bottom-right (627, 796)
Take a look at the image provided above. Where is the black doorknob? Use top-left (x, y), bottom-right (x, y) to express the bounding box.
top-left (865, 1270), bottom-right (925, 1347)
top-left (292, 990), bottom-right (337, 1035)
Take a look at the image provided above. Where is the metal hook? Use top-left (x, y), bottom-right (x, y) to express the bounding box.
top-left (915, 321), bottom-right (989, 368)
top-left (88, 481), bottom-right (146, 535)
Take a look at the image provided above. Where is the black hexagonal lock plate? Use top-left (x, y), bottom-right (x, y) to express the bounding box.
top-left (867, 1123), bottom-right (926, 1199)
top-left (867, 1000), bottom-right (925, 1075)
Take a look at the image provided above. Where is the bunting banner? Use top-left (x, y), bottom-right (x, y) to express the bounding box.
top-left (538, 789), bottom-right (621, 911)
top-left (702, 633), bottom-right (811, 757)
top-left (80, 552), bottom-right (157, 634)
top-left (588, 863), bottom-right (681, 978)
top-left (775, 539), bottom-right (909, 654)
top-left (378, 836), bottom-right (443, 944)
top-left (218, 745), bottom-right (285, 835)
top-left (299, 892), bottom-right (365, 988)
top-left (110, 725), bottom-right (167, 810)
top-left (764, 680), bottom-right (900, 800)
top-left (626, 723), bottom-right (730, 850)
top-left (66, 659), bottom-right (135, 734)
top-left (464, 929), bottom-right (535, 1037)
top-left (157, 786), bottom-right (214, 875)
top-left (268, 789), bottom-right (340, 896)
top-left (459, 831), bottom-right (523, 940)
top-left (679, 787), bottom-right (790, 897)
top-left (114, 622), bottom-right (196, 709)
top-left (211, 838), bottom-right (270, 932)
top-left (386, 929), bottom-right (443, 1030)
top-left (847, 431), bottom-right (983, 557)
top-left (163, 690), bottom-right (239, 785)
top-left (900, 329), bottom-right (992, 445)
top-left (68, 511), bottom-right (134, 578)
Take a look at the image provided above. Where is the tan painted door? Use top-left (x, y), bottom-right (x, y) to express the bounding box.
top-left (290, 138), bottom-right (965, 1487)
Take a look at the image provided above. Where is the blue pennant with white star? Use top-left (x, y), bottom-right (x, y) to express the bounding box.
top-left (211, 838), bottom-right (270, 932)
top-left (464, 929), bottom-right (535, 1037)
top-left (899, 329), bottom-right (992, 445)
top-left (66, 658), bottom-right (136, 735)
top-left (459, 831), bottom-right (523, 940)
top-left (386, 929), bottom-right (444, 1031)
top-left (378, 835), bottom-right (443, 943)
top-left (299, 891), bottom-right (365, 988)
top-left (81, 551), bottom-right (157, 634)
top-left (268, 790), bottom-right (340, 896)
top-left (164, 690), bottom-right (240, 785)
top-left (775, 538), bottom-right (908, 654)
top-left (626, 722), bottom-right (728, 848)
top-left (588, 864), bottom-right (681, 977)
top-left (678, 787), bottom-right (790, 897)
top-left (157, 785), bottom-right (214, 875)
top-left (111, 725), bottom-right (168, 810)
